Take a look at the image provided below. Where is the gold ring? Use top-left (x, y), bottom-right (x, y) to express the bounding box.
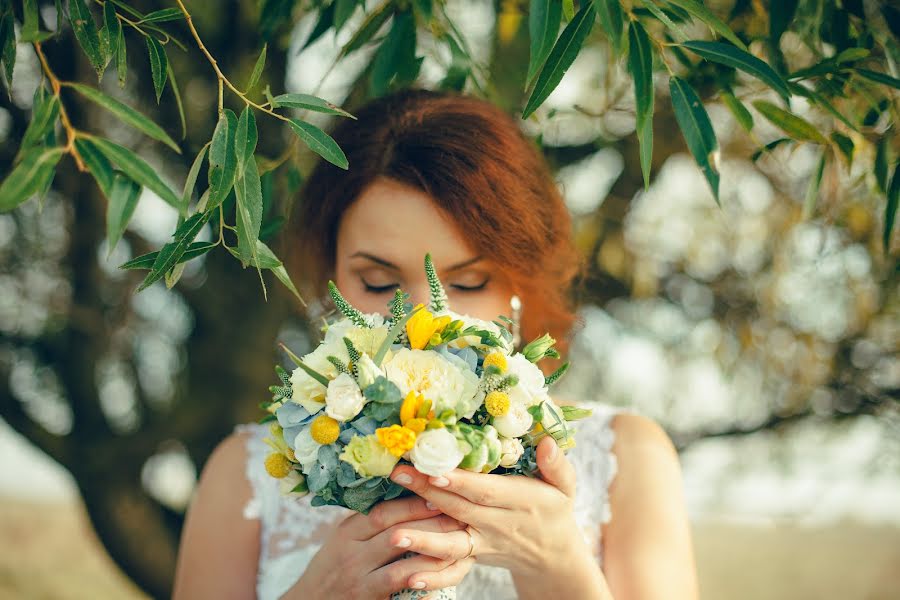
top-left (463, 526), bottom-right (476, 559)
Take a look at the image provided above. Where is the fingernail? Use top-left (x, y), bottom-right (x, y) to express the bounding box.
top-left (412, 581), bottom-right (426, 589)
top-left (395, 537), bottom-right (411, 548)
top-left (426, 501), bottom-right (437, 510)
top-left (393, 473), bottom-right (413, 485)
top-left (431, 476), bottom-right (449, 487)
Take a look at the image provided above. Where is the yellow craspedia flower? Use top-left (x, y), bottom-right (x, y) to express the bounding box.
top-left (485, 390), bottom-right (511, 417)
top-left (376, 424), bottom-right (417, 457)
top-left (264, 452), bottom-right (292, 479)
top-left (406, 304), bottom-right (452, 350)
top-left (310, 414), bottom-right (341, 445)
top-left (405, 417), bottom-right (428, 434)
top-left (483, 351), bottom-right (508, 372)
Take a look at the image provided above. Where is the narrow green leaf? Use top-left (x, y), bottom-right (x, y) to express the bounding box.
top-left (593, 0), bottom-right (624, 56)
top-left (885, 162), bottom-right (899, 253)
top-left (166, 61), bottom-right (187, 141)
top-left (670, 77), bottom-right (720, 203)
top-left (802, 151), bottom-right (826, 220)
top-left (875, 135), bottom-right (890, 195)
top-left (106, 171), bottom-right (141, 255)
top-left (21, 0), bottom-right (41, 42)
top-left (369, 9), bottom-right (418, 96)
top-left (681, 40), bottom-right (790, 101)
top-left (527, 0), bottom-right (562, 86)
top-left (120, 241), bottom-right (216, 270)
top-left (721, 89), bottom-right (753, 132)
top-left (146, 36), bottom-right (168, 103)
top-left (138, 211), bottom-right (212, 291)
top-left (69, 0), bottom-right (106, 78)
top-left (271, 263), bottom-right (305, 304)
top-left (66, 83), bottom-right (180, 152)
top-left (74, 137), bottom-right (114, 194)
top-left (786, 82), bottom-right (857, 133)
top-left (207, 109), bottom-right (239, 208)
top-left (562, 0), bottom-right (575, 21)
top-left (235, 157), bottom-right (264, 266)
top-left (235, 107), bottom-right (258, 178)
top-left (226, 238), bottom-right (282, 268)
top-left (20, 89), bottom-right (60, 151)
top-left (751, 100), bottom-right (827, 144)
top-left (288, 119), bottom-right (349, 169)
top-left (137, 8), bottom-right (185, 24)
top-left (1, 10), bottom-right (16, 95)
top-left (666, 0), bottom-right (747, 50)
top-left (750, 137), bottom-right (792, 162)
top-left (340, 0), bottom-right (394, 58)
top-left (628, 20), bottom-right (654, 189)
top-left (830, 132), bottom-right (854, 168)
top-left (182, 143), bottom-right (210, 211)
top-left (768, 0), bottom-right (797, 74)
top-left (857, 68), bottom-right (900, 90)
top-left (522, 2), bottom-right (595, 119)
top-left (638, 0), bottom-right (688, 42)
top-left (438, 32), bottom-right (470, 91)
top-left (270, 93), bottom-right (356, 118)
top-left (116, 23), bottom-right (127, 88)
top-left (334, 0), bottom-right (358, 33)
top-left (85, 137), bottom-right (182, 209)
top-left (247, 44), bottom-right (267, 92)
top-left (413, 0), bottom-right (433, 22)
top-left (0, 147), bottom-right (66, 212)
top-left (300, 1), bottom-right (335, 52)
top-left (101, 0), bottom-right (120, 63)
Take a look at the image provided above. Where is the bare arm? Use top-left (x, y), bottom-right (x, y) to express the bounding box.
top-left (172, 431), bottom-right (260, 599)
top-left (601, 414), bottom-right (699, 600)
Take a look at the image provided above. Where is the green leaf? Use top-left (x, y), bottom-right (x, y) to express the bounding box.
top-left (670, 77), bottom-right (720, 203)
top-left (1, 10), bottom-right (16, 95)
top-left (638, 0), bottom-right (688, 42)
top-left (74, 137), bottom-right (114, 194)
top-left (628, 20), bottom-right (654, 189)
top-left (137, 211), bottom-right (212, 291)
top-left (182, 143), bottom-right (210, 211)
top-left (100, 0), bottom-right (120, 63)
top-left (438, 32), bottom-right (470, 91)
top-left (886, 162), bottom-right (899, 253)
top-left (235, 107), bottom-right (258, 178)
top-left (334, 0), bottom-right (358, 33)
top-left (786, 81), bottom-right (857, 133)
top-left (857, 68), bottom-right (900, 90)
top-left (593, 0), bottom-right (625, 56)
top-left (66, 83), bottom-right (180, 152)
top-left (20, 87), bottom-right (60, 151)
top-left (137, 8), bottom-right (185, 24)
top-left (271, 93), bottom-right (356, 119)
top-left (830, 132), bottom-right (854, 168)
top-left (522, 1), bottom-right (595, 119)
top-left (85, 137), bottom-right (182, 209)
top-left (562, 0), bottom-right (575, 21)
top-left (247, 44), bottom-right (267, 92)
top-left (751, 100), bottom-right (827, 144)
top-left (721, 89), bottom-right (753, 132)
top-left (235, 157), bottom-right (264, 266)
top-left (166, 60), bottom-right (187, 140)
top-left (875, 135), bottom-right (890, 195)
top-left (369, 9), bottom-right (419, 96)
top-left (288, 119), bottom-right (349, 169)
top-left (146, 36), bottom-right (168, 103)
top-left (116, 23), bottom-right (127, 88)
top-left (527, 0), bottom-right (562, 86)
top-left (666, 0), bottom-right (747, 50)
top-left (106, 171), bottom-right (141, 255)
top-left (271, 263), bottom-right (305, 304)
top-left (0, 146), bottom-right (66, 212)
top-left (20, 0), bottom-right (41, 42)
top-left (802, 151), bottom-right (826, 220)
top-left (208, 109), bottom-right (239, 209)
top-left (681, 40), bottom-right (790, 101)
top-left (69, 0), bottom-right (106, 78)
top-left (750, 137), bottom-right (792, 162)
top-left (120, 241), bottom-right (216, 270)
top-left (340, 0), bottom-right (394, 58)
top-left (768, 0), bottom-right (797, 74)
top-left (300, 1), bottom-right (335, 51)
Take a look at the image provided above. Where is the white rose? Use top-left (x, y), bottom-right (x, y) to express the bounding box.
top-left (278, 469), bottom-right (308, 498)
top-left (410, 428), bottom-right (465, 477)
top-left (491, 401), bottom-right (533, 438)
top-left (383, 348), bottom-right (479, 416)
top-left (506, 353), bottom-right (550, 407)
top-left (289, 344), bottom-right (341, 414)
top-left (325, 372), bottom-right (366, 421)
top-left (499, 436), bottom-right (525, 467)
top-left (292, 427), bottom-right (321, 474)
top-left (355, 352), bottom-right (384, 389)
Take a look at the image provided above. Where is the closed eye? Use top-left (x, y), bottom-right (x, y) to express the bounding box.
top-left (450, 280), bottom-right (488, 292)
top-left (362, 280), bottom-right (397, 294)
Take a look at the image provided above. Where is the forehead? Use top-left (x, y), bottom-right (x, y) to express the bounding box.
top-left (336, 177), bottom-right (478, 270)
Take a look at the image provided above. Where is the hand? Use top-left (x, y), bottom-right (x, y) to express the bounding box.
top-left (388, 436), bottom-right (591, 578)
top-left (284, 495), bottom-right (476, 600)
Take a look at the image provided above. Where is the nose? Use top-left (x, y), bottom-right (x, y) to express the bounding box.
top-left (405, 280), bottom-right (431, 309)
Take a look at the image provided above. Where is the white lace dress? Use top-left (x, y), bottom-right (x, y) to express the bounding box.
top-left (238, 403), bottom-right (619, 600)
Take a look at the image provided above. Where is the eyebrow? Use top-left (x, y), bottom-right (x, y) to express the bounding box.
top-left (350, 252), bottom-right (484, 272)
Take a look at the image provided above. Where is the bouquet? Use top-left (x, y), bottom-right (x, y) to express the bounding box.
top-left (260, 254), bottom-right (591, 598)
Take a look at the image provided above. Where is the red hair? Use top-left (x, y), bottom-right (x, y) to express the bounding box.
top-left (289, 88), bottom-right (583, 355)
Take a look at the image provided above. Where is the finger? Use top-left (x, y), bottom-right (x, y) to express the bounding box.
top-left (427, 468), bottom-right (546, 508)
top-left (367, 514), bottom-right (464, 565)
top-left (343, 495), bottom-right (442, 540)
top-left (368, 553), bottom-right (454, 597)
top-left (388, 527), bottom-right (472, 562)
top-left (390, 465), bottom-right (495, 523)
top-left (536, 435), bottom-right (576, 497)
top-left (406, 557), bottom-right (476, 592)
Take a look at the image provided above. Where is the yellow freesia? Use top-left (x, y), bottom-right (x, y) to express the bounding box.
top-left (406, 303), bottom-right (452, 349)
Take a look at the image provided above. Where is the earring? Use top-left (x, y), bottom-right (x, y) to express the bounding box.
top-left (509, 294), bottom-right (522, 348)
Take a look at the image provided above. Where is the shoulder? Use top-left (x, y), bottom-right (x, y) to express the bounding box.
top-left (610, 413), bottom-right (678, 467)
top-left (172, 429), bottom-right (261, 598)
top-left (607, 413), bottom-right (682, 511)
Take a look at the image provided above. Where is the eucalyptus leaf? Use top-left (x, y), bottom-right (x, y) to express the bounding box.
top-left (120, 241), bottom-right (216, 270)
top-left (751, 100), bottom-right (827, 144)
top-left (721, 89), bottom-right (753, 132)
top-left (234, 157), bottom-right (264, 266)
top-left (628, 20), bottom-right (654, 189)
top-left (146, 36), bottom-right (168, 103)
top-left (85, 137), bottom-right (182, 209)
top-left (522, 1), bottom-right (595, 119)
top-left (138, 211), bottom-right (212, 291)
top-left (235, 107), bottom-right (258, 178)
top-left (67, 83), bottom-right (180, 152)
top-left (74, 138), bottom-right (114, 194)
top-left (271, 93), bottom-right (356, 119)
top-left (670, 77), bottom-right (720, 204)
top-left (101, 0), bottom-right (120, 63)
top-left (208, 109), bottom-right (239, 208)
top-left (527, 0), bottom-right (562, 87)
top-left (69, 0), bottom-right (106, 78)
top-left (681, 41), bottom-right (790, 101)
top-left (247, 44), bottom-right (267, 92)
top-left (288, 119), bottom-right (349, 170)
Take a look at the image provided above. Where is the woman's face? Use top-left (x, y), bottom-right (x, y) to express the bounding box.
top-left (334, 176), bottom-right (515, 321)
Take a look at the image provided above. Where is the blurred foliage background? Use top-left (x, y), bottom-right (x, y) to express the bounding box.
top-left (0, 0), bottom-right (898, 598)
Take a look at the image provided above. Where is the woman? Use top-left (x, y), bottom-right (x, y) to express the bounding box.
top-left (173, 88), bottom-right (698, 599)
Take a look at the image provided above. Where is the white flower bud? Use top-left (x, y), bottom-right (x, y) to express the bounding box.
top-left (410, 428), bottom-right (465, 477)
top-left (325, 372), bottom-right (366, 422)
